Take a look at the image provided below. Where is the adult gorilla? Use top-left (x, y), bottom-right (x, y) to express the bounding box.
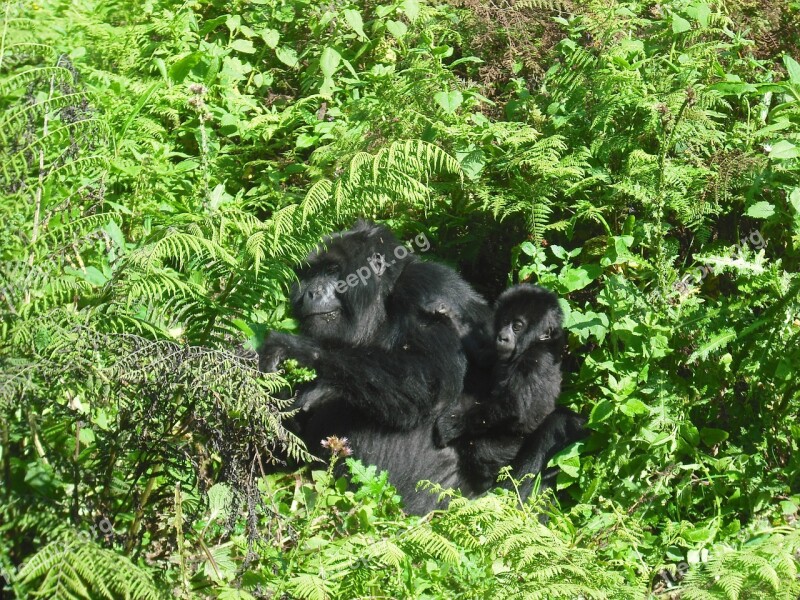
top-left (259, 221), bottom-right (582, 513)
top-left (260, 221), bottom-right (485, 512)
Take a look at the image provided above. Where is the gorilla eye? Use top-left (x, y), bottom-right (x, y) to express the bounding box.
top-left (324, 264), bottom-right (339, 276)
top-left (511, 320), bottom-right (524, 333)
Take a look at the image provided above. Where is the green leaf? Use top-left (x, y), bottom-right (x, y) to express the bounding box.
top-left (230, 39), bottom-right (255, 53)
top-left (684, 527), bottom-right (712, 543)
top-left (260, 28), bottom-right (279, 48)
top-left (386, 20), bottom-right (407, 38)
top-left (700, 427), bottom-right (729, 446)
top-left (769, 140), bottom-right (799, 159)
top-left (103, 220), bottom-right (126, 252)
top-left (432, 44), bottom-right (453, 58)
top-left (601, 235), bottom-right (636, 267)
top-left (343, 8), bottom-right (367, 39)
top-left (275, 46), bottom-right (299, 68)
top-left (784, 54), bottom-right (800, 85)
top-left (202, 543), bottom-right (237, 583)
top-left (434, 90), bottom-right (463, 114)
top-left (554, 454), bottom-right (580, 478)
top-left (650, 432), bottom-right (673, 447)
top-left (200, 15), bottom-right (228, 35)
top-left (686, 2), bottom-right (711, 27)
top-left (275, 5), bottom-right (294, 22)
top-left (745, 201), bottom-right (775, 219)
top-left (169, 52), bottom-right (203, 83)
top-left (320, 46), bottom-right (341, 79)
top-left (220, 56), bottom-right (251, 82)
top-left (620, 398), bottom-right (649, 417)
top-left (219, 113), bottom-right (238, 135)
top-left (175, 159), bottom-right (199, 172)
top-left (296, 133), bottom-right (318, 149)
top-left (208, 483), bottom-right (233, 521)
top-left (708, 81), bottom-right (758, 96)
top-left (780, 499), bottom-right (799, 515)
top-left (450, 56), bottom-right (484, 67)
top-left (564, 309), bottom-right (610, 344)
top-left (589, 399), bottom-right (614, 426)
top-left (401, 0), bottom-right (420, 21)
top-left (688, 329), bottom-right (736, 363)
top-left (789, 188), bottom-right (800, 213)
top-left (680, 423), bottom-right (700, 447)
top-left (225, 14), bottom-right (241, 32)
top-left (78, 427), bottom-right (95, 445)
top-left (672, 14), bottom-right (691, 33)
top-left (560, 264), bottom-right (601, 293)
top-left (319, 77), bottom-right (335, 96)
top-left (65, 266), bottom-right (108, 286)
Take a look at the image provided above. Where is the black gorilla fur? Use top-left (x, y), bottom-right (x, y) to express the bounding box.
top-left (433, 284), bottom-right (567, 489)
top-left (410, 263), bottom-right (495, 370)
top-left (259, 223), bottom-right (584, 513)
top-left (259, 221), bottom-right (487, 512)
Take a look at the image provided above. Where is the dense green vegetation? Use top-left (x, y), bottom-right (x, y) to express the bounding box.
top-left (1, 0), bottom-right (799, 597)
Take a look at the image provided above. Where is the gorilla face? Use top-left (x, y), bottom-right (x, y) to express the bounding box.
top-left (292, 260), bottom-right (344, 328)
top-left (494, 284), bottom-right (563, 362)
top-left (495, 316), bottom-right (525, 361)
top-left (291, 221), bottom-right (413, 345)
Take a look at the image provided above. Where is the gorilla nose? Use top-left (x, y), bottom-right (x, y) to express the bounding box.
top-left (306, 287), bottom-right (321, 300)
top-left (497, 333), bottom-right (509, 343)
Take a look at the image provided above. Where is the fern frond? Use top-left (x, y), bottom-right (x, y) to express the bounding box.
top-left (18, 537), bottom-right (163, 600)
top-left (288, 574), bottom-right (333, 600)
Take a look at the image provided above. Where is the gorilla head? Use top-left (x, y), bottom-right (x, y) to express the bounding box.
top-left (290, 221), bottom-right (413, 345)
top-left (494, 284), bottom-right (564, 362)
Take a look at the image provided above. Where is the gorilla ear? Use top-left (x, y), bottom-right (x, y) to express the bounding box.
top-left (544, 302), bottom-right (565, 333)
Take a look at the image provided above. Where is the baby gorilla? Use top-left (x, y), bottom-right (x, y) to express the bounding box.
top-left (434, 284), bottom-right (565, 489)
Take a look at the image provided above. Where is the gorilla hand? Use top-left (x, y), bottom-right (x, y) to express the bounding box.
top-left (294, 383), bottom-right (337, 413)
top-left (258, 332), bottom-right (321, 373)
top-left (433, 409), bottom-right (466, 448)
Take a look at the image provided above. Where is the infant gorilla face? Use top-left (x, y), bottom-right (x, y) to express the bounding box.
top-left (493, 284), bottom-right (563, 362)
top-left (495, 316), bottom-right (526, 361)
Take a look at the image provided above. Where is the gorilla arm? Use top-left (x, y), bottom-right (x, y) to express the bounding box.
top-left (260, 322), bottom-right (466, 431)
